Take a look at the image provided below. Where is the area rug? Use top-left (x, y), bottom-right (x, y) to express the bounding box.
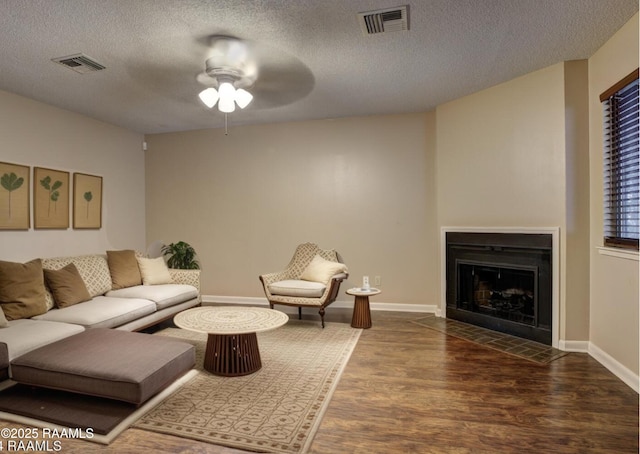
top-left (412, 315), bottom-right (567, 364)
top-left (0, 369), bottom-right (197, 445)
top-left (135, 320), bottom-right (362, 453)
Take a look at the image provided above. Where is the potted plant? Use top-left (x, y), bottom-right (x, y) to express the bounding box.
top-left (162, 241), bottom-right (200, 269)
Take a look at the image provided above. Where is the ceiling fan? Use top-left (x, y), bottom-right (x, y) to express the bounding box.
top-left (196, 36), bottom-right (257, 113)
top-left (195, 35), bottom-right (315, 115)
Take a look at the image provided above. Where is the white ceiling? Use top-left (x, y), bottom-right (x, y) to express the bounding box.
top-left (0, 0), bottom-right (637, 134)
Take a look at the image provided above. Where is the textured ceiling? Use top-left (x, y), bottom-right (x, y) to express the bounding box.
top-left (0, 0), bottom-right (637, 134)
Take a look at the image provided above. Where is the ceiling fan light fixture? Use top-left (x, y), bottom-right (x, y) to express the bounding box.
top-left (235, 88), bottom-right (253, 109)
top-left (198, 87), bottom-right (219, 108)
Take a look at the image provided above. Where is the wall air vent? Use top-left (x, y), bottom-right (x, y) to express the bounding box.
top-left (52, 53), bottom-right (106, 74)
top-left (358, 5), bottom-right (409, 35)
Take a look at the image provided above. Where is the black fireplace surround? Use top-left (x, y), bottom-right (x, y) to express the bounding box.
top-left (446, 232), bottom-right (552, 345)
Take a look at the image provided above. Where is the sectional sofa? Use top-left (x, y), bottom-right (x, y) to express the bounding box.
top-left (0, 250), bottom-right (201, 383)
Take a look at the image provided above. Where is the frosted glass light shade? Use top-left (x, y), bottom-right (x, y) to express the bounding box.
top-left (198, 88), bottom-right (219, 108)
top-left (235, 89), bottom-right (253, 109)
top-left (218, 82), bottom-right (236, 113)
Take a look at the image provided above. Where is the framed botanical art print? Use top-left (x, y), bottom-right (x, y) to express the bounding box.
top-left (0, 162), bottom-right (30, 230)
top-left (34, 167), bottom-right (70, 229)
top-left (73, 173), bottom-right (102, 229)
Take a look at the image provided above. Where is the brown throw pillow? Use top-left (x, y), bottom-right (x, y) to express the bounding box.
top-left (0, 259), bottom-right (47, 320)
top-left (44, 263), bottom-right (91, 308)
top-left (107, 250), bottom-right (142, 290)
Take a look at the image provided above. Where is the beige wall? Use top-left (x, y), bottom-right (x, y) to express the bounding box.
top-left (145, 113), bottom-right (439, 305)
top-left (436, 63), bottom-right (566, 227)
top-left (588, 13), bottom-right (639, 375)
top-left (563, 60), bottom-right (591, 342)
top-left (0, 89), bottom-right (146, 261)
top-left (435, 62), bottom-right (593, 343)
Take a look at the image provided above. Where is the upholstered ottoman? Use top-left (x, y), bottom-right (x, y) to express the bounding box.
top-left (9, 328), bottom-right (195, 405)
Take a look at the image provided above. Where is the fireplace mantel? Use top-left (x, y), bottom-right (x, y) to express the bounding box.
top-left (440, 227), bottom-right (560, 348)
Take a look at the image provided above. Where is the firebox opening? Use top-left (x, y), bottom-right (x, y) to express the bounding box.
top-left (458, 263), bottom-right (536, 327)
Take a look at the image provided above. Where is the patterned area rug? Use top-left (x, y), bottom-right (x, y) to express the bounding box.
top-left (412, 315), bottom-right (568, 364)
top-left (135, 320), bottom-right (362, 453)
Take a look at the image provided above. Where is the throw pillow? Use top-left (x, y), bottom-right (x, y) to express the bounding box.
top-left (44, 263), bottom-right (92, 308)
top-left (107, 250), bottom-right (143, 289)
top-left (300, 255), bottom-right (348, 284)
top-left (0, 308), bottom-right (8, 328)
top-left (0, 259), bottom-right (48, 320)
top-left (137, 257), bottom-right (172, 285)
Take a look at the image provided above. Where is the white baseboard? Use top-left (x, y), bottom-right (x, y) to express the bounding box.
top-left (588, 342), bottom-right (639, 393)
top-left (201, 295), bottom-right (437, 314)
top-left (201, 295), bottom-right (638, 393)
top-left (558, 340), bottom-right (589, 352)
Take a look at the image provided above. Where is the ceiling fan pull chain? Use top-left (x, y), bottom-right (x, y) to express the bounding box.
top-left (225, 113), bottom-right (228, 136)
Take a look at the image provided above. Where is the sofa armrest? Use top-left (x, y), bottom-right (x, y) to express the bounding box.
top-left (169, 269), bottom-right (201, 294)
top-left (0, 342), bottom-right (9, 381)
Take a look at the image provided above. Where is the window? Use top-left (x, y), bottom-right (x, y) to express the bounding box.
top-left (600, 69), bottom-right (639, 250)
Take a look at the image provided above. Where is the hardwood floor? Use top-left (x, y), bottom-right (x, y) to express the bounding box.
top-left (0, 310), bottom-right (637, 453)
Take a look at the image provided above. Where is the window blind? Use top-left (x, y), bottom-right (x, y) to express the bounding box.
top-left (601, 70), bottom-right (639, 250)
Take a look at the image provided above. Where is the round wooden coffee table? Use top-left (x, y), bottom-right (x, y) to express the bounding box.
top-left (174, 306), bottom-right (288, 376)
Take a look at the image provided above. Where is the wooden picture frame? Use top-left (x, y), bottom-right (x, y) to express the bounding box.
top-left (0, 162), bottom-right (30, 230)
top-left (73, 173), bottom-right (102, 229)
top-left (34, 167), bottom-right (70, 229)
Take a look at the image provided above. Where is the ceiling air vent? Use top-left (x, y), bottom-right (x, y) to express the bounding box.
top-left (358, 5), bottom-right (409, 35)
top-left (52, 53), bottom-right (106, 74)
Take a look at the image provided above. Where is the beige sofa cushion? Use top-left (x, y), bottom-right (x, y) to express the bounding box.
top-left (300, 255), bottom-right (348, 284)
top-left (32, 296), bottom-right (156, 329)
top-left (0, 259), bottom-right (48, 321)
top-left (107, 250), bottom-right (143, 290)
top-left (44, 263), bottom-right (91, 308)
top-left (269, 279), bottom-right (326, 298)
top-left (137, 257), bottom-right (172, 285)
top-left (106, 284), bottom-right (198, 310)
top-left (0, 319), bottom-right (84, 362)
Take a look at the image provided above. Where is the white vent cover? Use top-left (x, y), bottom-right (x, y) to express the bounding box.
top-left (52, 53), bottom-right (106, 74)
top-left (358, 5), bottom-right (409, 35)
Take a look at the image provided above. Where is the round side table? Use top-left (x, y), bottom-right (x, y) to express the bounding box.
top-left (346, 288), bottom-right (381, 329)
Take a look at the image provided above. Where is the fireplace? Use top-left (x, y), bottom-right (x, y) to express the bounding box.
top-left (446, 232), bottom-right (552, 345)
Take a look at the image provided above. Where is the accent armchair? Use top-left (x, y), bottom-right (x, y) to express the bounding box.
top-left (259, 243), bottom-right (348, 328)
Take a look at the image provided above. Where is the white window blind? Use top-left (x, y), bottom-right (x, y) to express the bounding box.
top-left (601, 70), bottom-right (639, 250)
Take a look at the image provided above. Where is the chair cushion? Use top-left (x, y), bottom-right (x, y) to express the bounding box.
top-left (300, 255), bottom-right (348, 284)
top-left (106, 284), bottom-right (198, 310)
top-left (269, 280), bottom-right (326, 298)
top-left (44, 263), bottom-right (91, 308)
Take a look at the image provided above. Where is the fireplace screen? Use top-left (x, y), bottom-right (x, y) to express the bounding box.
top-left (446, 232), bottom-right (552, 344)
top-left (457, 263), bottom-right (536, 326)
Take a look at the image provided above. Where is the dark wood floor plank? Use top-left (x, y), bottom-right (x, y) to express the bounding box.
top-left (0, 310), bottom-right (636, 453)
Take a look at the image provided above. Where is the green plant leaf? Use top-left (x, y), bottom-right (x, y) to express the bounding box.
top-left (40, 176), bottom-right (51, 190)
top-left (1, 173), bottom-right (23, 192)
top-left (51, 191), bottom-right (59, 202)
top-left (162, 241), bottom-right (200, 269)
top-left (84, 191), bottom-right (93, 202)
top-left (51, 180), bottom-right (63, 191)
